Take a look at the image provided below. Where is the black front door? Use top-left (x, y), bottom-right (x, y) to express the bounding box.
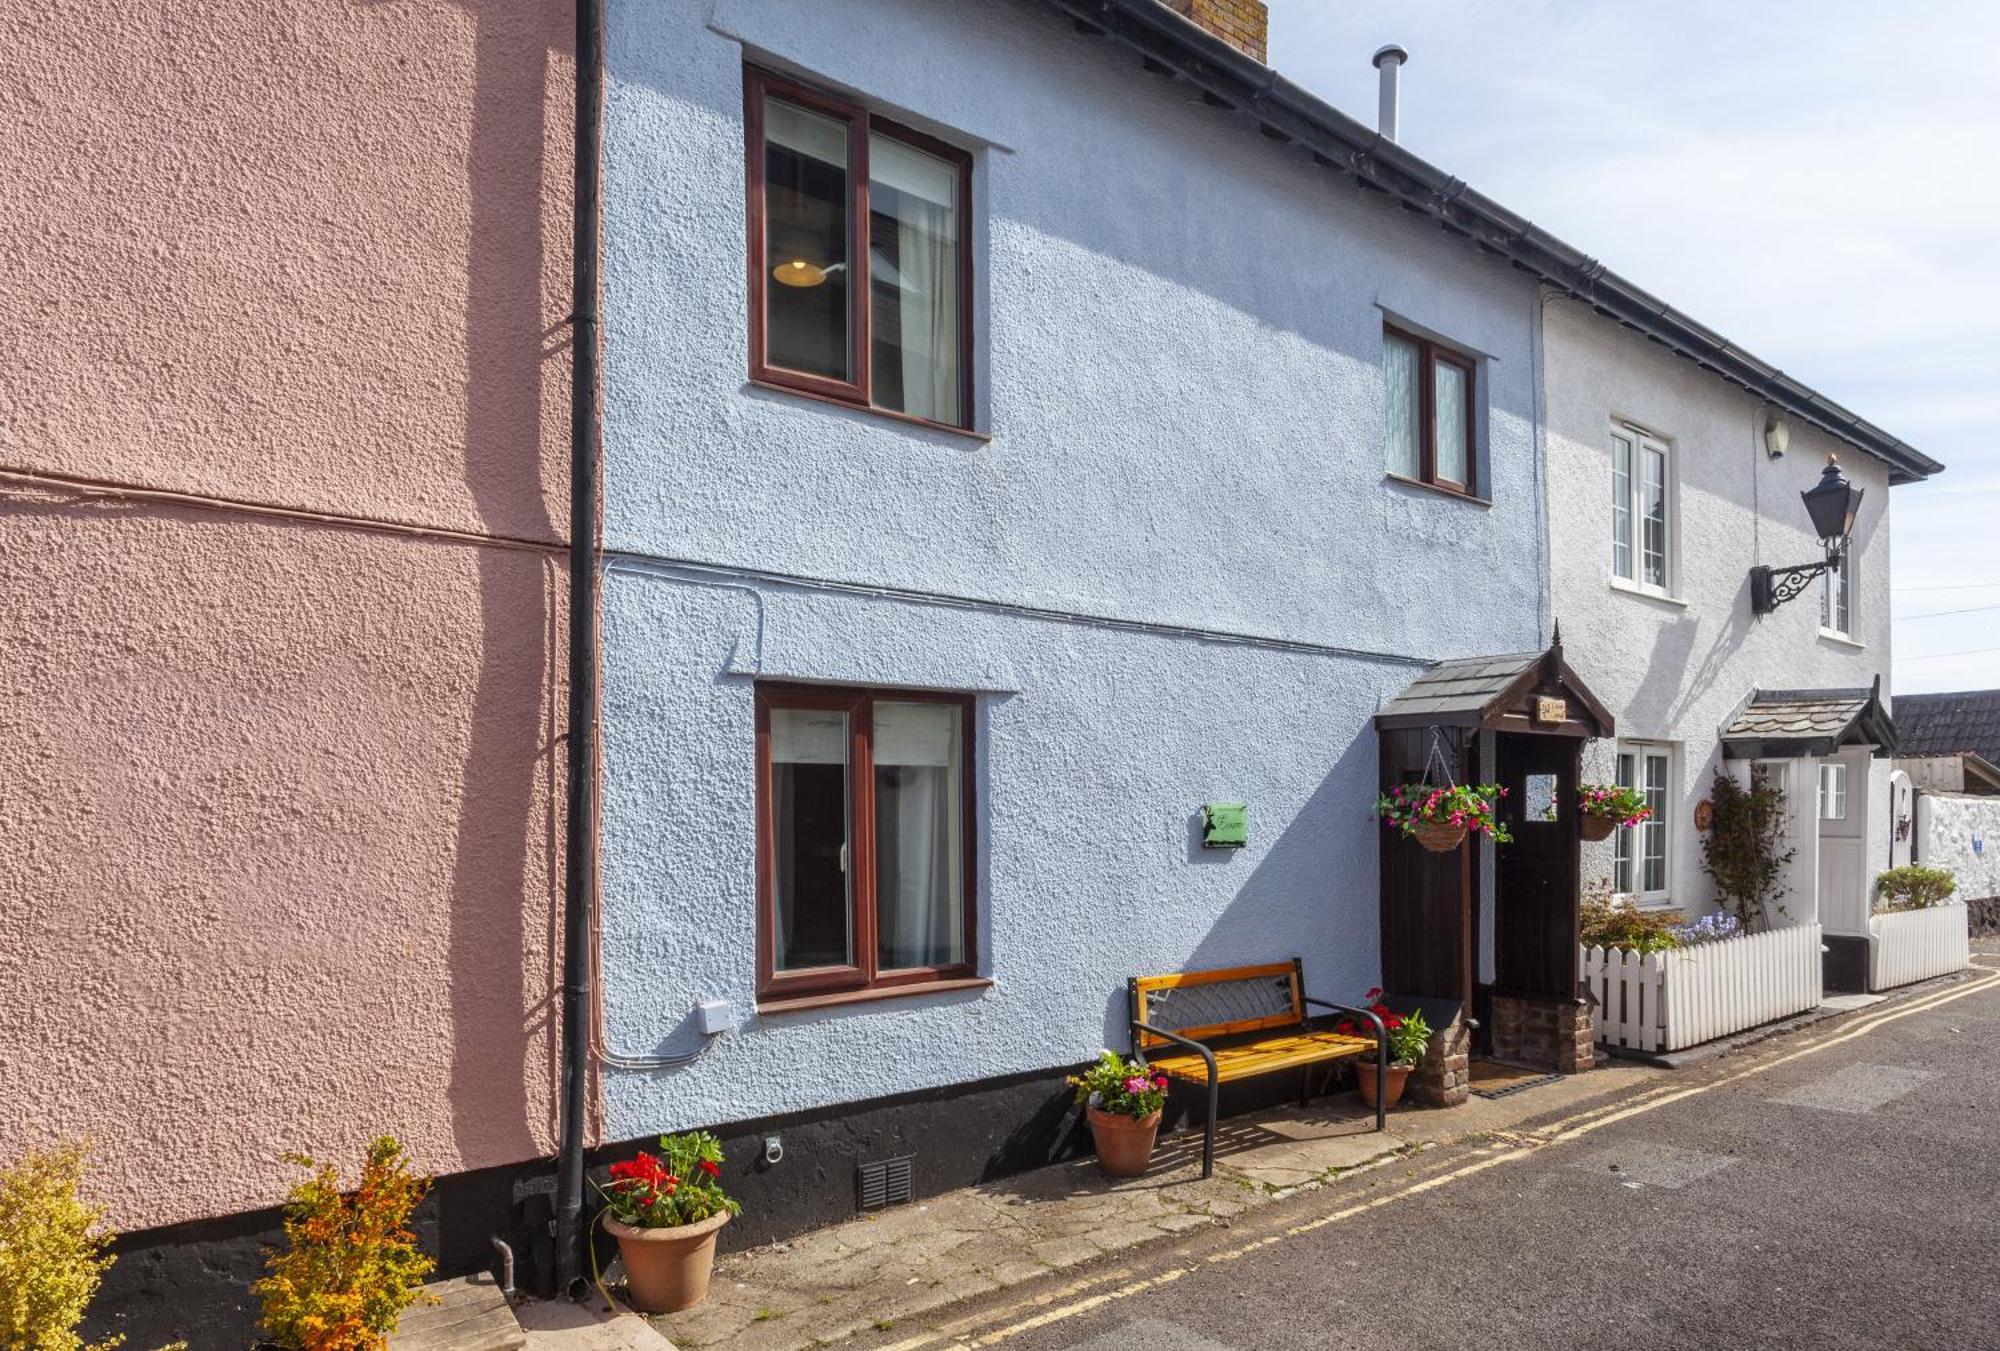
top-left (1492, 733), bottom-right (1581, 1000)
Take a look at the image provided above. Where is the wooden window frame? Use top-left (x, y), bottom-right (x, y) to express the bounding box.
top-left (744, 66), bottom-right (975, 433)
top-left (755, 683), bottom-right (978, 1006)
top-left (1385, 325), bottom-right (1479, 496)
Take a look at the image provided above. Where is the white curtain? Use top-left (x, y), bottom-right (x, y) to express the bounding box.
top-left (1383, 331), bottom-right (1421, 478)
top-left (870, 135), bottom-right (960, 424)
top-left (873, 702), bottom-right (961, 968)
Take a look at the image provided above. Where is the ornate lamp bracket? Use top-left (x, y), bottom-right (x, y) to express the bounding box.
top-left (1749, 555), bottom-right (1834, 615)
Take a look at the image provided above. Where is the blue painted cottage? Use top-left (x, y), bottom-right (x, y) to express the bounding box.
top-left (593, 0), bottom-right (1550, 1235)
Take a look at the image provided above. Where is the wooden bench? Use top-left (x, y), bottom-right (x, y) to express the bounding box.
top-left (1128, 959), bottom-right (1388, 1178)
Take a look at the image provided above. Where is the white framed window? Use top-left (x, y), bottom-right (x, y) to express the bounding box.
top-left (1613, 743), bottom-right (1673, 902)
top-left (1610, 426), bottom-right (1672, 594)
top-left (1818, 762), bottom-right (1848, 820)
top-left (1821, 549), bottom-right (1853, 637)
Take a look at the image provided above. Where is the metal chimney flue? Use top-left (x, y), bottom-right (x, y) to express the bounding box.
top-left (1372, 44), bottom-right (1408, 142)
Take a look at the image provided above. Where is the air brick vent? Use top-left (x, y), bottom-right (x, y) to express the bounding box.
top-left (856, 1155), bottom-right (915, 1211)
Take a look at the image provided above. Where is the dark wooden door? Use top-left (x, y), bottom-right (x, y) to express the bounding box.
top-left (1492, 733), bottom-right (1580, 999)
top-left (1378, 728), bottom-right (1473, 1006)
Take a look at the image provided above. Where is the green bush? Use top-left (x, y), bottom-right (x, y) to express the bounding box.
top-left (1873, 866), bottom-right (1956, 913)
top-left (1580, 887), bottom-right (1682, 954)
top-left (0, 1142), bottom-right (120, 1351)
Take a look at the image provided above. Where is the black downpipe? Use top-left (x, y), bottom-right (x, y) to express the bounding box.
top-left (554, 0), bottom-right (604, 1299)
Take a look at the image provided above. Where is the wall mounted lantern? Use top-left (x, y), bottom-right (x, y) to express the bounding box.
top-left (1749, 454), bottom-right (1864, 614)
top-left (1763, 415), bottom-right (1790, 459)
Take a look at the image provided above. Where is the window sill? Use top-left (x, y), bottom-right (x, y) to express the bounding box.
top-left (1382, 473), bottom-right (1490, 507)
top-left (756, 976), bottom-right (993, 1016)
top-left (746, 378), bottom-right (992, 443)
top-left (1608, 577), bottom-right (1688, 609)
top-left (1818, 628), bottom-right (1866, 651)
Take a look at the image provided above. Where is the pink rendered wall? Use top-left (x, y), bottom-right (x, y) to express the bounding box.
top-left (0, 0), bottom-right (577, 1230)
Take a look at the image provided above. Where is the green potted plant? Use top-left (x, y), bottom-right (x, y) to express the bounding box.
top-left (1069, 1051), bottom-right (1170, 1177)
top-left (1337, 991), bottom-right (1430, 1109)
top-left (1375, 783), bottom-right (1513, 853)
top-left (1576, 783), bottom-right (1651, 842)
top-left (597, 1131), bottom-right (740, 1314)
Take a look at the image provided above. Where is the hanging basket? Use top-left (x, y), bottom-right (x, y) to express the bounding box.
top-left (1579, 814), bottom-right (1617, 843)
top-left (1412, 819), bottom-right (1467, 853)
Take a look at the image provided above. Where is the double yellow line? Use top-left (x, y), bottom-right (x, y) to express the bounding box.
top-left (881, 964), bottom-right (2000, 1350)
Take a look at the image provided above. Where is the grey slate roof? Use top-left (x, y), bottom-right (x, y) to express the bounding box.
top-left (1719, 685), bottom-right (1895, 755)
top-left (1895, 689), bottom-right (2000, 762)
top-left (1377, 651), bottom-right (1543, 720)
top-left (1050, 0), bottom-right (1943, 486)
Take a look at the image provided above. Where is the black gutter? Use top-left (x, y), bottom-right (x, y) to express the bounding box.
top-left (554, 0), bottom-right (605, 1299)
top-left (1053, 0), bottom-right (1943, 485)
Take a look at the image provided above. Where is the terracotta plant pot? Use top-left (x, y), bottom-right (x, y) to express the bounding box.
top-left (1086, 1106), bottom-right (1163, 1177)
top-left (1412, 819), bottom-right (1466, 853)
top-left (1579, 814), bottom-right (1617, 842)
top-left (1355, 1062), bottom-right (1413, 1109)
top-left (605, 1210), bottom-right (730, 1313)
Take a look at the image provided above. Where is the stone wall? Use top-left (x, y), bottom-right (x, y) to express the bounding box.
top-left (1490, 995), bottom-right (1595, 1074)
top-left (1414, 1014), bottom-right (1471, 1107)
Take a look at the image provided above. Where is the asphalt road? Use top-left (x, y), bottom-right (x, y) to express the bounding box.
top-left (881, 960), bottom-right (2000, 1351)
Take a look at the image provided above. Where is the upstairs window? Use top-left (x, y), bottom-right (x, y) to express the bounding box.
top-left (746, 68), bottom-right (972, 430)
top-left (1822, 549), bottom-right (1853, 636)
top-left (1383, 327), bottom-right (1477, 494)
top-left (757, 685), bottom-right (976, 1004)
top-left (1610, 426), bottom-right (1671, 594)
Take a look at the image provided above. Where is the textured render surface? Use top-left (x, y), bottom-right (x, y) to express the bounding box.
top-left (602, 0), bottom-right (1547, 659)
top-left (0, 0), bottom-right (574, 1230)
top-left (0, 0), bottom-right (572, 541)
top-left (1917, 795), bottom-right (2000, 901)
top-left (597, 569), bottom-right (1418, 1137)
top-left (595, 0), bottom-right (1548, 1138)
top-left (1542, 296), bottom-right (1895, 917)
top-left (0, 502), bottom-right (567, 1230)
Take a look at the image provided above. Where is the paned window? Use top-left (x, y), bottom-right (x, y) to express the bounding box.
top-left (747, 68), bottom-right (972, 430)
top-left (1613, 744), bottom-right (1672, 901)
top-left (1823, 549), bottom-right (1853, 636)
top-left (758, 685), bottom-right (975, 1002)
top-left (1383, 327), bottom-right (1478, 494)
top-left (1610, 427), bottom-right (1672, 593)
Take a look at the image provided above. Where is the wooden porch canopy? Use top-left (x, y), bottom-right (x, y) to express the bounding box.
top-left (1719, 675), bottom-right (1896, 759)
top-left (1373, 637), bottom-right (1614, 741)
top-left (1372, 638), bottom-right (1614, 1011)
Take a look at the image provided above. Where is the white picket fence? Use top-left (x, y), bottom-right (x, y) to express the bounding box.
top-left (1869, 902), bottom-right (1970, 991)
top-left (1582, 923), bottom-right (1824, 1053)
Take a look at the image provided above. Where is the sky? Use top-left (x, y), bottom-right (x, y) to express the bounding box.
top-left (1262, 0), bottom-right (2000, 695)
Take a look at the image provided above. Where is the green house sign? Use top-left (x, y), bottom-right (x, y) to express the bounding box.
top-left (1201, 802), bottom-right (1248, 849)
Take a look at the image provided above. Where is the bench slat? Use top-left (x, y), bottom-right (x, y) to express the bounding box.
top-left (1147, 1029), bottom-right (1377, 1083)
top-left (1132, 961), bottom-right (1297, 994)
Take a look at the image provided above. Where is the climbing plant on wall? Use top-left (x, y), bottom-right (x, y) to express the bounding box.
top-left (1699, 769), bottom-right (1796, 929)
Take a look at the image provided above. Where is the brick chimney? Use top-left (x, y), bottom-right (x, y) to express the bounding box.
top-left (1162, 0), bottom-right (1268, 64)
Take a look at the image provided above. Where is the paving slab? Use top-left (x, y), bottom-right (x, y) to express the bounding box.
top-left (515, 1294), bottom-right (679, 1349)
top-left (648, 1064), bottom-right (1661, 1349)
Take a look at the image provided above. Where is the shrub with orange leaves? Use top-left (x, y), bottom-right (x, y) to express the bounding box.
top-left (254, 1137), bottom-right (435, 1351)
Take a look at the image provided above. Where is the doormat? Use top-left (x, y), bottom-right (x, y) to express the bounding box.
top-left (1468, 1059), bottom-right (1564, 1099)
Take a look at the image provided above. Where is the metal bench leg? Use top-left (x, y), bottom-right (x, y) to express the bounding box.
top-left (1299, 1065), bottom-right (1311, 1108)
top-left (1373, 1058), bottom-right (1386, 1132)
top-left (1202, 1073), bottom-right (1217, 1179)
